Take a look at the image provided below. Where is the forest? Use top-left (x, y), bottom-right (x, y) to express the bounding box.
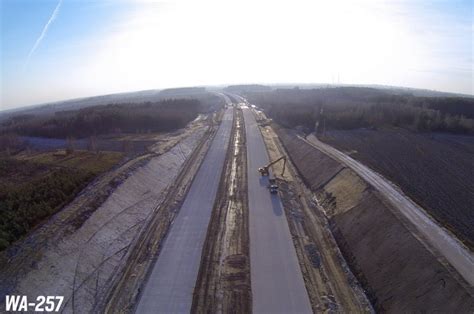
top-left (0, 150), bottom-right (122, 251)
top-left (0, 98), bottom-right (204, 139)
top-left (0, 159), bottom-right (93, 250)
top-left (0, 96), bottom-right (219, 250)
top-left (244, 87), bottom-right (474, 134)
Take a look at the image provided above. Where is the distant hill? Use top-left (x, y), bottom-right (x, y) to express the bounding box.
top-left (0, 90), bottom-right (161, 118)
top-left (267, 83), bottom-right (472, 98)
top-left (0, 87), bottom-right (212, 122)
top-left (159, 87), bottom-right (206, 96)
top-left (3, 83), bottom-right (471, 121)
top-left (244, 86), bottom-right (474, 134)
top-left (224, 84), bottom-right (272, 93)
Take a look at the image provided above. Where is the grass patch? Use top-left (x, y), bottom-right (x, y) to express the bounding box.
top-left (15, 150), bottom-right (123, 174)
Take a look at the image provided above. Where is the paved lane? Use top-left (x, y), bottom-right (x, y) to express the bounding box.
top-left (135, 108), bottom-right (233, 313)
top-left (243, 107), bottom-right (312, 314)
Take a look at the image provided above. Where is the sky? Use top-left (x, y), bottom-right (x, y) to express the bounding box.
top-left (0, 0), bottom-right (472, 110)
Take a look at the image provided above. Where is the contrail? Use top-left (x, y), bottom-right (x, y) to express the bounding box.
top-left (24, 0), bottom-right (63, 71)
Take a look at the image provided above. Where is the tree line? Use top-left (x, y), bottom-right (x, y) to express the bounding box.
top-left (1, 98), bottom-right (204, 139)
top-left (245, 88), bottom-right (474, 134)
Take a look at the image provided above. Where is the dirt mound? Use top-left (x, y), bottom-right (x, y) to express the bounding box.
top-left (277, 127), bottom-right (474, 312)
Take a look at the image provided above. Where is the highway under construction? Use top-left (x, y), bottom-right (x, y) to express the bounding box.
top-left (1, 93), bottom-right (472, 313)
top-left (127, 94), bottom-right (473, 312)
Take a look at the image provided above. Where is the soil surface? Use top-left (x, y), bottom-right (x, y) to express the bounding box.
top-left (276, 126), bottom-right (474, 312)
top-left (322, 129), bottom-right (474, 249)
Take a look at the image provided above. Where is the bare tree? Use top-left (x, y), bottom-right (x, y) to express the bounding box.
top-left (122, 140), bottom-right (132, 155)
top-left (88, 136), bottom-right (99, 154)
top-left (66, 137), bottom-right (75, 155)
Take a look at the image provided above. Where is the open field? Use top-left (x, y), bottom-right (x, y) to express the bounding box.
top-left (16, 136), bottom-right (155, 154)
top-left (14, 150), bottom-right (123, 173)
top-left (321, 129), bottom-right (474, 249)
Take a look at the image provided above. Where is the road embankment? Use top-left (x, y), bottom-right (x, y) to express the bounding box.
top-left (0, 116), bottom-right (212, 313)
top-left (276, 127), bottom-right (474, 312)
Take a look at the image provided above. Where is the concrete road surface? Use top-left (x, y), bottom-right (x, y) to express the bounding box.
top-left (305, 134), bottom-right (474, 286)
top-left (135, 108), bottom-right (233, 313)
top-left (243, 107), bottom-right (312, 314)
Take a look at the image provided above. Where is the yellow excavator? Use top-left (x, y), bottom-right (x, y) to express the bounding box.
top-left (258, 156), bottom-right (286, 176)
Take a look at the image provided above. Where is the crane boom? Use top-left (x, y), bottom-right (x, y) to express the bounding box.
top-left (258, 156), bottom-right (286, 176)
top-left (266, 156), bottom-right (285, 168)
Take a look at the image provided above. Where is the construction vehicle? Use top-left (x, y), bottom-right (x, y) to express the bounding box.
top-left (258, 156), bottom-right (286, 176)
top-left (268, 178), bottom-right (278, 194)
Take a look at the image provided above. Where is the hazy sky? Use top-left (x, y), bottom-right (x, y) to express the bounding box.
top-left (1, 0), bottom-right (472, 110)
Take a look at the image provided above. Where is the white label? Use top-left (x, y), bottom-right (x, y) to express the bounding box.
top-left (5, 296), bottom-right (64, 312)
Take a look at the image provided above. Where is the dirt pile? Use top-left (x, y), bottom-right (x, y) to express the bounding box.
top-left (276, 127), bottom-right (474, 312)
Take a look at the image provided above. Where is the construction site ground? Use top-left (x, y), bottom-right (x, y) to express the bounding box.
top-left (192, 107), bottom-right (251, 313)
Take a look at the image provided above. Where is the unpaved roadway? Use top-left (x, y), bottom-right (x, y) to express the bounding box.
top-left (135, 108), bottom-right (233, 313)
top-left (305, 134), bottom-right (474, 286)
top-left (243, 107), bottom-right (312, 313)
